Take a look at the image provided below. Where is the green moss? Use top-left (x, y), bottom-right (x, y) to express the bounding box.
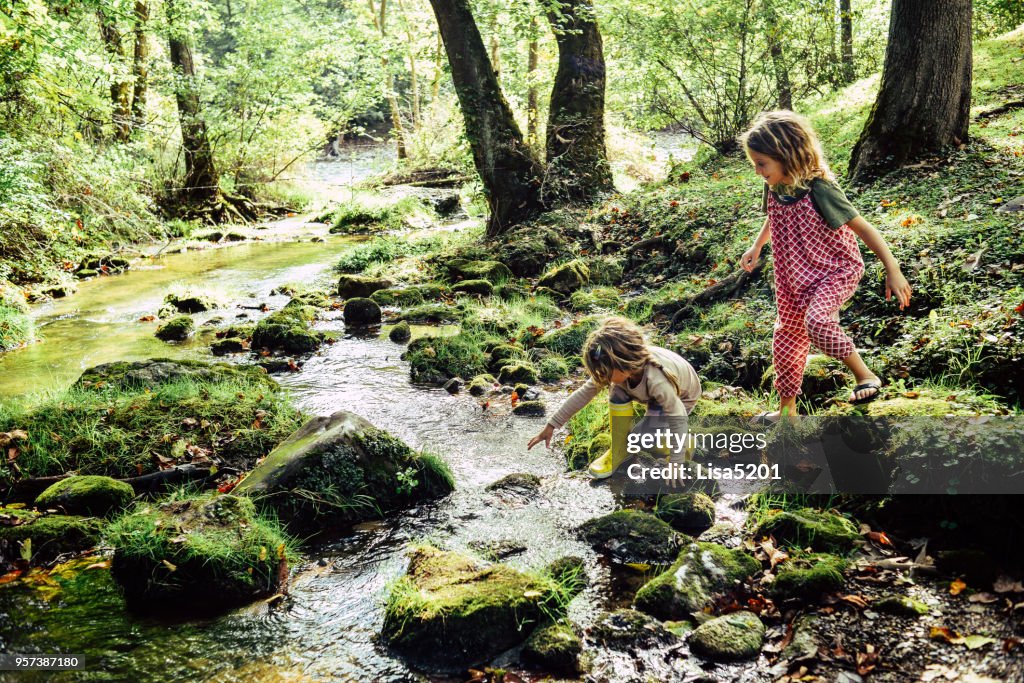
top-left (512, 400), bottom-right (546, 416)
top-left (399, 303), bottom-right (461, 323)
top-left (533, 316), bottom-right (601, 359)
top-left (342, 297), bottom-right (382, 326)
top-left (0, 284), bottom-right (33, 351)
top-left (487, 343), bottom-right (525, 372)
top-left (252, 305), bottom-right (323, 352)
top-left (404, 334), bottom-right (487, 385)
top-left (749, 508), bottom-right (860, 553)
top-left (772, 554), bottom-right (847, 600)
top-left (874, 594), bottom-right (930, 617)
top-left (163, 291), bottom-right (218, 314)
top-left (325, 194), bottom-right (434, 233)
top-left (569, 286), bottom-right (621, 312)
top-left (107, 493), bottom-right (297, 609)
top-left (653, 492), bottom-right (716, 535)
top-left (452, 279), bottom-right (494, 296)
top-left (0, 512), bottom-right (103, 566)
top-left (337, 274), bottom-right (394, 299)
top-left (579, 510), bottom-right (683, 565)
top-left (634, 541), bottom-right (759, 620)
top-left (537, 259), bottom-right (590, 295)
top-left (447, 259), bottom-right (513, 284)
top-left (468, 373), bottom-right (497, 396)
top-left (521, 621), bottom-right (582, 676)
top-left (35, 475), bottom-right (134, 517)
top-left (381, 545), bottom-right (562, 670)
top-left (155, 315), bottom-right (194, 342)
top-left (537, 355), bottom-right (570, 382)
top-left (689, 611), bottom-right (765, 661)
top-left (370, 287), bottom-right (425, 307)
top-left (389, 320), bottom-right (411, 343)
top-left (585, 257), bottom-right (625, 285)
top-left (497, 362), bottom-right (538, 385)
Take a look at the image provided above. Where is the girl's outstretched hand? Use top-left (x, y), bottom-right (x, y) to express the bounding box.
top-left (740, 246), bottom-right (761, 272)
top-left (528, 424), bottom-right (555, 450)
top-left (886, 269), bottom-right (913, 310)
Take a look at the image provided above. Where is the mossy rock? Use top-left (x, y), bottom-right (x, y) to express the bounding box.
top-left (495, 282), bottom-right (530, 300)
top-left (0, 512), bottom-right (102, 567)
top-left (337, 274), bottom-right (393, 299)
top-left (370, 287), bottom-right (425, 307)
top-left (864, 395), bottom-right (956, 417)
top-left (512, 400), bottom-right (545, 416)
top-left (782, 614), bottom-right (821, 660)
top-left (155, 315), bottom-right (194, 342)
top-left (585, 256), bottom-right (625, 286)
top-left (286, 290), bottom-right (331, 309)
top-left (108, 494), bottom-right (291, 610)
top-left (497, 228), bottom-right (566, 277)
top-left (234, 411), bottom-right (453, 531)
top-left (411, 283), bottom-right (447, 300)
top-left (537, 355), bottom-right (570, 382)
top-left (634, 541), bottom-right (759, 620)
top-left (381, 545), bottom-right (561, 672)
top-left (75, 268), bottom-right (98, 279)
top-left (569, 286), bottom-right (620, 312)
top-left (447, 259), bottom-right (513, 284)
top-left (78, 254), bottom-right (130, 273)
top-left (545, 555), bottom-right (588, 596)
top-left (164, 292), bottom-right (217, 314)
top-left (485, 472), bottom-right (541, 495)
top-left (389, 320), bottom-right (412, 343)
top-left (688, 611), bottom-right (765, 661)
top-left (497, 362), bottom-right (538, 385)
top-left (35, 475), bottom-right (134, 517)
top-left (452, 279), bottom-right (494, 296)
top-left (653, 493), bottom-right (716, 535)
top-left (749, 508), bottom-right (860, 553)
top-left (404, 335), bottom-right (487, 385)
top-left (521, 622), bottom-right (582, 676)
top-left (771, 554), bottom-right (847, 601)
top-left (487, 344), bottom-right (524, 373)
top-left (468, 373), bottom-right (497, 396)
top-left (342, 297), bottom-right (382, 326)
top-left (74, 358), bottom-right (274, 391)
top-left (211, 337), bottom-right (246, 355)
top-left (873, 594), bottom-right (930, 617)
top-left (578, 510), bottom-right (684, 565)
top-left (398, 303), bottom-right (459, 324)
top-left (534, 317), bottom-right (601, 357)
top-left (252, 306), bottom-right (324, 353)
top-left (537, 260), bottom-right (590, 295)
top-left (590, 609), bottom-right (677, 649)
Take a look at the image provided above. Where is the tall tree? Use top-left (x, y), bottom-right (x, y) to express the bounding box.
top-left (526, 16), bottom-right (540, 150)
top-left (96, 7), bottom-right (132, 142)
top-left (839, 0), bottom-right (855, 84)
top-left (849, 0), bottom-right (973, 181)
top-left (368, 0), bottom-right (408, 159)
top-left (764, 0), bottom-right (792, 110)
top-left (131, 0), bottom-right (150, 131)
top-left (544, 0), bottom-right (612, 202)
top-left (166, 0), bottom-right (220, 206)
top-left (428, 0), bottom-right (544, 237)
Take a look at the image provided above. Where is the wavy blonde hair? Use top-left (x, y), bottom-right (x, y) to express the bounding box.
top-left (581, 317), bottom-right (683, 395)
top-left (739, 110), bottom-right (833, 190)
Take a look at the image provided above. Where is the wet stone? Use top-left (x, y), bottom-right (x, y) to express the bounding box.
top-left (771, 554), bottom-right (847, 601)
top-left (443, 377), bottom-right (463, 394)
top-left (521, 621), bottom-right (583, 676)
top-left (155, 315), bottom-right (194, 341)
top-left (653, 492), bottom-right (716, 535)
top-left (342, 297), bottom-right (382, 326)
top-left (337, 274), bottom-right (393, 299)
top-left (485, 472), bottom-right (541, 495)
top-left (589, 609), bottom-right (677, 650)
top-left (749, 508), bottom-right (860, 553)
top-left (578, 510), bottom-right (684, 565)
top-left (35, 475), bottom-right (134, 517)
top-left (388, 320), bottom-right (411, 343)
top-left (688, 610), bottom-right (765, 661)
top-left (512, 400), bottom-right (546, 416)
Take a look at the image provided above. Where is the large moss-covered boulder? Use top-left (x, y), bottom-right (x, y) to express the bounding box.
top-left (370, 287), bottom-right (425, 307)
top-left (688, 611), bottom-right (765, 661)
top-left (108, 494), bottom-right (291, 610)
top-left (653, 493), bottom-right (716, 535)
top-left (497, 226), bottom-right (567, 277)
top-left (404, 335), bottom-right (487, 385)
top-left (579, 510), bottom-right (684, 565)
top-left (337, 274), bottom-right (393, 299)
top-left (497, 362), bottom-right (538, 385)
top-left (451, 279), bottom-right (494, 296)
top-left (234, 411), bottom-right (453, 531)
top-left (35, 475), bottom-right (134, 517)
top-left (74, 358), bottom-right (273, 391)
top-left (521, 621), bottom-right (583, 676)
top-left (0, 510), bottom-right (102, 567)
top-left (252, 305), bottom-right (323, 353)
top-left (163, 292), bottom-right (217, 314)
top-left (155, 315), bottom-right (194, 342)
top-left (634, 541), bottom-right (759, 620)
top-left (389, 320), bottom-right (412, 343)
top-left (538, 260), bottom-right (590, 295)
top-left (468, 373), bottom-right (497, 396)
top-left (381, 545), bottom-right (560, 672)
top-left (749, 508), bottom-right (860, 552)
top-left (342, 297), bottom-right (382, 326)
top-left (447, 259), bottom-right (513, 284)
top-left (771, 554), bottom-right (847, 601)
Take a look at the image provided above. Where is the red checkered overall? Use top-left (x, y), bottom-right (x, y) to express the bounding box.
top-left (768, 190), bottom-right (864, 398)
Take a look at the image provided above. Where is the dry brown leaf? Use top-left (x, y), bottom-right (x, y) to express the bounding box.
top-left (950, 578), bottom-right (967, 595)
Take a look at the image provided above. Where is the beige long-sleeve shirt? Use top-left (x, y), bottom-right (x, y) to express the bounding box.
top-left (547, 346), bottom-right (702, 429)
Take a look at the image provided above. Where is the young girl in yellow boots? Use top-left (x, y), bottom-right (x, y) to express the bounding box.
top-left (527, 317), bottom-right (702, 478)
top-left (739, 111), bottom-right (912, 422)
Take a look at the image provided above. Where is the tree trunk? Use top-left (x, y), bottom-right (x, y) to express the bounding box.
top-left (97, 9), bottom-right (132, 142)
top-left (166, 0), bottom-right (220, 205)
top-left (526, 18), bottom-right (539, 150)
top-left (428, 0), bottom-right (543, 237)
top-left (131, 0), bottom-right (149, 131)
top-left (544, 0), bottom-right (612, 202)
top-left (764, 0), bottom-right (792, 110)
top-left (369, 0), bottom-right (407, 159)
top-left (849, 0), bottom-right (972, 181)
top-left (396, 0), bottom-right (421, 126)
top-left (840, 0), bottom-right (854, 84)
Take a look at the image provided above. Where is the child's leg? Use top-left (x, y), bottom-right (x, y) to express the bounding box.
top-left (805, 276), bottom-right (880, 400)
top-left (773, 305), bottom-right (811, 408)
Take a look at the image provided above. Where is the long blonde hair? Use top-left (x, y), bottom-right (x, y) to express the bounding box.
top-left (739, 110), bottom-right (833, 190)
top-left (581, 317), bottom-right (683, 395)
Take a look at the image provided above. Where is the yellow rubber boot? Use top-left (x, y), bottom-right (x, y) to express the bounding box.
top-left (588, 400), bottom-right (634, 479)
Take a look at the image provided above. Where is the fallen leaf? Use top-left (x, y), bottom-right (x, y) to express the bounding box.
top-left (138, 315), bottom-right (156, 322)
top-left (856, 644), bottom-right (879, 675)
top-left (841, 594), bottom-right (870, 609)
top-left (867, 531), bottom-right (893, 546)
top-left (162, 559), bottom-right (177, 572)
top-left (961, 635), bottom-right (997, 650)
top-left (760, 537), bottom-right (789, 569)
top-left (950, 578), bottom-right (967, 595)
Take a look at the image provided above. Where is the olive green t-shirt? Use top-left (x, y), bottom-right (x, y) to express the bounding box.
top-left (761, 178), bottom-right (860, 229)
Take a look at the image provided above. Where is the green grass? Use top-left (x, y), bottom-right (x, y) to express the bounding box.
top-left (0, 376), bottom-right (305, 486)
top-left (320, 192), bottom-right (435, 233)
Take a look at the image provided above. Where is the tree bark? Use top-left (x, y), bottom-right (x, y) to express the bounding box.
top-left (166, 0), bottom-right (220, 205)
top-left (97, 9), bottom-right (132, 142)
top-left (369, 0), bottom-right (408, 159)
top-left (130, 0), bottom-right (149, 131)
top-left (526, 18), bottom-right (539, 150)
top-left (428, 0), bottom-right (544, 237)
top-left (839, 0), bottom-right (855, 84)
top-left (764, 0), bottom-right (792, 110)
top-left (849, 0), bottom-right (972, 181)
top-left (544, 0), bottom-right (612, 202)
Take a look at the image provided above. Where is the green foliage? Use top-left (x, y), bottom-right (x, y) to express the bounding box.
top-left (323, 193), bottom-right (434, 234)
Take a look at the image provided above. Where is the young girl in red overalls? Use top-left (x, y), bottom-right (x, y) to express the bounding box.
top-left (739, 111), bottom-right (912, 421)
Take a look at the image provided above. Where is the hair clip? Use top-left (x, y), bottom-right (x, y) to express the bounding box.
top-left (590, 343), bottom-right (603, 362)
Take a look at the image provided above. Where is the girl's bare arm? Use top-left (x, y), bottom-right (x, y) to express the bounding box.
top-left (741, 218), bottom-right (771, 272)
top-left (847, 216), bottom-right (912, 309)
